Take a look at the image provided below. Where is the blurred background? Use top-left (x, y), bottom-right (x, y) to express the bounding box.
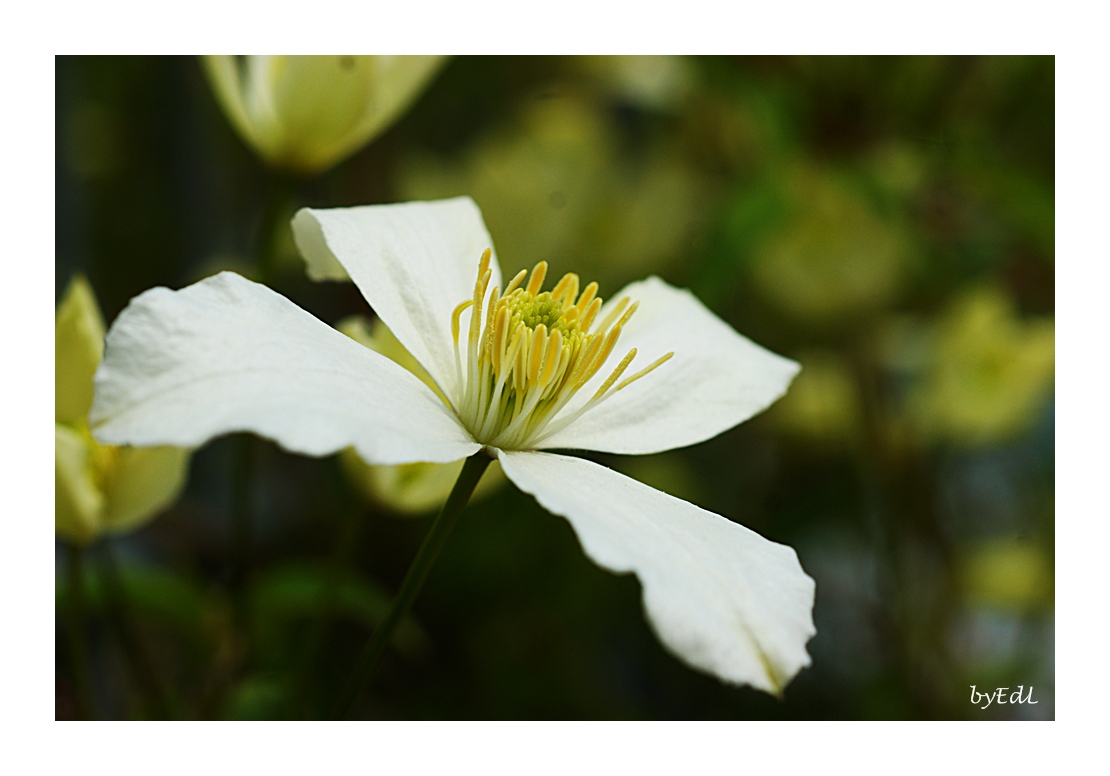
top-left (55, 55), bottom-right (1054, 720)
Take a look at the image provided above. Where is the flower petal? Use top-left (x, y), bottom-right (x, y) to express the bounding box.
top-left (497, 450), bottom-right (815, 694)
top-left (201, 56), bottom-right (265, 155)
top-left (292, 197), bottom-right (501, 401)
top-left (56, 275), bottom-right (106, 425)
top-left (101, 446), bottom-right (191, 535)
top-left (90, 271), bottom-right (480, 465)
top-left (55, 424), bottom-right (102, 544)
top-left (336, 56), bottom-right (445, 171)
top-left (537, 276), bottom-right (799, 454)
top-left (340, 450), bottom-right (505, 516)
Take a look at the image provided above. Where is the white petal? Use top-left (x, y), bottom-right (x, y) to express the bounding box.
top-left (292, 197), bottom-right (500, 401)
top-left (538, 276), bottom-right (799, 454)
top-left (90, 272), bottom-right (479, 465)
top-left (497, 450), bottom-right (815, 694)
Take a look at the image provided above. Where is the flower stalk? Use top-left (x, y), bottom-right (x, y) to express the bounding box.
top-left (99, 543), bottom-right (178, 719)
top-left (335, 451), bottom-right (492, 719)
top-left (64, 543), bottom-right (96, 720)
top-left (256, 174), bottom-right (298, 284)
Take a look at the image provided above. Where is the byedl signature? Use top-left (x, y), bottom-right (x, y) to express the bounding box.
top-left (969, 685), bottom-right (1037, 709)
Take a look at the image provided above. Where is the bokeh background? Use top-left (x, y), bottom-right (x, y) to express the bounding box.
top-left (55, 55), bottom-right (1054, 720)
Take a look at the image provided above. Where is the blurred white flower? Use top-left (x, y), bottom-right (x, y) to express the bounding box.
top-left (203, 55), bottom-right (444, 175)
top-left (91, 197), bottom-right (815, 694)
top-left (56, 276), bottom-right (189, 544)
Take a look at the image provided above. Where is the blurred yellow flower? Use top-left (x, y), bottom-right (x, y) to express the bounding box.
top-left (395, 91), bottom-right (708, 288)
top-left (575, 56), bottom-right (692, 111)
top-left (769, 350), bottom-right (863, 446)
top-left (55, 276), bottom-right (189, 544)
top-left (958, 537), bottom-right (1053, 611)
top-left (751, 163), bottom-right (911, 322)
top-left (335, 315), bottom-right (504, 514)
top-left (202, 56), bottom-right (445, 175)
top-left (908, 286), bottom-right (1054, 445)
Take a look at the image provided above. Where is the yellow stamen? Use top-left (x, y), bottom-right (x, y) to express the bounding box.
top-left (503, 268), bottom-right (528, 296)
top-left (596, 297), bottom-right (629, 335)
top-left (491, 306), bottom-right (509, 373)
top-left (540, 329), bottom-right (563, 386)
top-left (616, 352), bottom-right (674, 392)
top-left (550, 273), bottom-right (579, 306)
top-left (451, 300), bottom-right (473, 345)
top-left (449, 250), bottom-right (673, 449)
top-left (591, 348), bottom-right (638, 401)
top-left (577, 282), bottom-right (598, 312)
top-left (579, 297), bottom-right (603, 333)
top-left (527, 324), bottom-right (548, 383)
top-left (525, 261), bottom-right (548, 296)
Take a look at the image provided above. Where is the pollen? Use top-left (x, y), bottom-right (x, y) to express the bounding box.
top-left (450, 250), bottom-right (674, 449)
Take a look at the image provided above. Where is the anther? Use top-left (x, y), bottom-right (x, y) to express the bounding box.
top-left (503, 269), bottom-right (528, 296)
top-left (551, 273), bottom-right (579, 305)
top-left (579, 297), bottom-right (603, 333)
top-left (525, 261), bottom-right (548, 296)
top-left (596, 297), bottom-right (630, 335)
top-left (592, 348), bottom-right (638, 401)
top-left (616, 352), bottom-right (674, 392)
top-left (541, 329), bottom-right (563, 386)
top-left (577, 282), bottom-right (598, 312)
top-left (528, 324), bottom-right (548, 382)
top-left (451, 300), bottom-right (473, 345)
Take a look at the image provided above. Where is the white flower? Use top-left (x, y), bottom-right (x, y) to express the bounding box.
top-left (90, 197), bottom-right (815, 694)
top-left (202, 56), bottom-right (445, 175)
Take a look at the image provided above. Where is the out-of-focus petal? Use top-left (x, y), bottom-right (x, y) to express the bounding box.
top-left (340, 451), bottom-right (505, 515)
top-left (90, 271), bottom-right (479, 465)
top-left (202, 56), bottom-right (444, 175)
top-left (55, 424), bottom-right (102, 544)
top-left (497, 450), bottom-right (816, 694)
top-left (56, 276), bottom-right (106, 425)
top-left (292, 197), bottom-right (500, 400)
top-left (200, 56), bottom-right (263, 156)
top-left (334, 56), bottom-right (445, 169)
top-left (336, 315), bottom-right (446, 403)
top-left (537, 276), bottom-right (799, 454)
top-left (101, 446), bottom-right (191, 535)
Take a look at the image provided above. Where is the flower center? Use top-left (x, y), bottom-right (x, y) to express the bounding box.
top-left (450, 249), bottom-right (673, 449)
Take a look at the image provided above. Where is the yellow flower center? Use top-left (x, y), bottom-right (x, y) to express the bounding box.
top-left (450, 249), bottom-right (673, 449)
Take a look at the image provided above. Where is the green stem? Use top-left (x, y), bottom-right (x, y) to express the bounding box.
top-left (227, 173), bottom-right (296, 630)
top-left (230, 434), bottom-right (254, 607)
top-left (294, 505), bottom-right (367, 718)
top-left (255, 175), bottom-right (297, 285)
top-left (65, 543), bottom-right (95, 720)
top-left (335, 452), bottom-right (492, 719)
top-left (99, 544), bottom-right (177, 719)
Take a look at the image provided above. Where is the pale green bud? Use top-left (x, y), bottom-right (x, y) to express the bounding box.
top-left (202, 55), bottom-right (445, 175)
